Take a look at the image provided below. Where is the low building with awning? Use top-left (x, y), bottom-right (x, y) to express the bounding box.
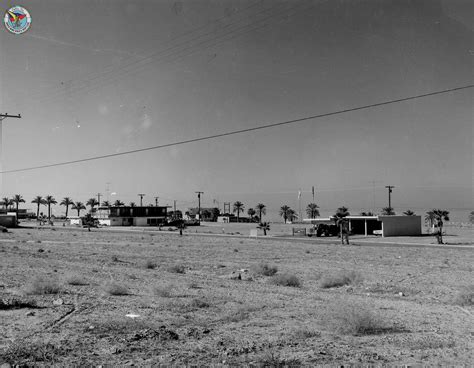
top-left (303, 215), bottom-right (421, 237)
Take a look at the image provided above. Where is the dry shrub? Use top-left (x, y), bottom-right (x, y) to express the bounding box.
top-left (253, 263), bottom-right (278, 276)
top-left (256, 351), bottom-right (301, 367)
top-left (167, 264), bottom-right (186, 274)
top-left (319, 270), bottom-right (363, 288)
top-left (65, 275), bottom-right (89, 286)
top-left (24, 277), bottom-right (61, 295)
top-left (330, 302), bottom-right (386, 335)
top-left (0, 297), bottom-right (37, 310)
top-left (153, 286), bottom-right (172, 298)
top-left (3, 339), bottom-right (68, 364)
top-left (145, 260), bottom-right (157, 269)
top-left (225, 305), bottom-right (260, 323)
top-left (270, 273), bottom-right (302, 288)
top-left (454, 285), bottom-right (474, 306)
top-left (104, 282), bottom-right (129, 296)
top-left (190, 298), bottom-right (210, 308)
top-left (292, 327), bottom-right (321, 340)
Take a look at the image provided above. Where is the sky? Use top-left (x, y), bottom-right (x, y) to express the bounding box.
top-left (0, 0), bottom-right (472, 221)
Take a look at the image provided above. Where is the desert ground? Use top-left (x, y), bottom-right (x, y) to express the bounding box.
top-left (1, 223), bottom-right (473, 366)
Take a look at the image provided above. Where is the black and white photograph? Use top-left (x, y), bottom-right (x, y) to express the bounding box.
top-left (0, 0), bottom-right (473, 365)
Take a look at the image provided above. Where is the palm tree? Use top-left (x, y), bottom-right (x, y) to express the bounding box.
top-left (256, 203), bottom-right (266, 223)
top-left (113, 200), bottom-right (124, 207)
top-left (334, 206), bottom-right (350, 244)
top-left (12, 194), bottom-right (25, 216)
top-left (86, 198), bottom-right (99, 212)
top-left (403, 210), bottom-right (415, 216)
top-left (335, 206), bottom-right (350, 218)
top-left (31, 196), bottom-right (46, 219)
top-left (359, 211), bottom-right (374, 216)
top-left (60, 197), bottom-right (73, 218)
top-left (287, 209), bottom-right (298, 223)
top-left (469, 211), bottom-right (474, 224)
top-left (129, 202), bottom-right (136, 207)
top-left (45, 195), bottom-right (57, 220)
top-left (2, 197), bottom-right (10, 210)
top-left (279, 205), bottom-right (292, 223)
top-left (71, 201), bottom-right (86, 216)
top-left (247, 208), bottom-right (256, 221)
top-left (306, 203), bottom-right (320, 218)
top-left (425, 210), bottom-right (436, 228)
top-left (381, 207), bottom-right (395, 215)
top-left (233, 201), bottom-right (244, 223)
top-left (101, 200), bottom-right (111, 208)
top-left (432, 209), bottom-right (450, 244)
top-left (3, 198), bottom-right (14, 211)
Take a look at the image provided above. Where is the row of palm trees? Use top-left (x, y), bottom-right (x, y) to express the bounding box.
top-left (1, 195), bottom-right (136, 220)
top-left (232, 201), bottom-right (266, 223)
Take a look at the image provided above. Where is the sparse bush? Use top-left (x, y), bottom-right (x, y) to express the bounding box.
top-left (24, 277), bottom-right (61, 295)
top-left (66, 275), bottom-right (89, 286)
top-left (104, 282), bottom-right (129, 296)
top-left (225, 305), bottom-right (259, 323)
top-left (111, 255), bottom-right (119, 262)
top-left (190, 298), bottom-right (210, 308)
top-left (153, 286), bottom-right (172, 297)
top-left (454, 285), bottom-right (474, 306)
top-left (145, 260), bottom-right (157, 269)
top-left (167, 264), bottom-right (186, 274)
top-left (319, 270), bottom-right (363, 288)
top-left (270, 273), bottom-right (302, 288)
top-left (330, 303), bottom-right (386, 335)
top-left (3, 339), bottom-right (67, 364)
top-left (256, 350), bottom-right (301, 367)
top-left (253, 263), bottom-right (278, 276)
top-left (0, 297), bottom-right (37, 310)
top-left (292, 327), bottom-right (321, 340)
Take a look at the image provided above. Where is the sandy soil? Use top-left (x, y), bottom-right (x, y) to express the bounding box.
top-left (0, 226), bottom-right (473, 366)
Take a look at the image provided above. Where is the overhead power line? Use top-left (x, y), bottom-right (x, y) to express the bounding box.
top-left (33, 2), bottom-right (308, 104)
top-left (2, 84), bottom-right (472, 174)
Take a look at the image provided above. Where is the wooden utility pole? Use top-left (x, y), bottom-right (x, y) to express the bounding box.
top-left (0, 113), bottom-right (21, 198)
top-left (97, 193), bottom-right (102, 207)
top-left (195, 191), bottom-right (203, 222)
top-left (154, 196), bottom-right (159, 207)
top-left (385, 186), bottom-right (395, 209)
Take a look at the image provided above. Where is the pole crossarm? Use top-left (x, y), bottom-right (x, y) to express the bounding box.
top-left (0, 113), bottom-right (21, 122)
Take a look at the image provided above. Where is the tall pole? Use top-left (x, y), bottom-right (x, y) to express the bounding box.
top-left (195, 191), bottom-right (203, 222)
top-left (0, 114), bottom-right (21, 198)
top-left (385, 186), bottom-right (394, 209)
top-left (138, 193), bottom-right (145, 207)
top-left (312, 186), bottom-right (315, 203)
top-left (155, 196), bottom-right (159, 207)
top-left (174, 200), bottom-right (176, 214)
top-left (97, 193), bottom-right (102, 207)
top-left (298, 189), bottom-right (302, 223)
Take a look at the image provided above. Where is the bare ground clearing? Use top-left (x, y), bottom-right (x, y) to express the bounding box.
top-left (0, 227), bottom-right (473, 366)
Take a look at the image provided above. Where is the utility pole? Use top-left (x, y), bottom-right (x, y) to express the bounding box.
top-left (195, 191), bottom-right (203, 222)
top-left (97, 193), bottom-right (102, 207)
top-left (154, 196), bottom-right (159, 207)
top-left (138, 193), bottom-right (145, 207)
top-left (385, 186), bottom-right (395, 209)
top-left (174, 200), bottom-right (177, 214)
top-left (0, 113), bottom-right (21, 198)
top-left (312, 186), bottom-right (315, 203)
